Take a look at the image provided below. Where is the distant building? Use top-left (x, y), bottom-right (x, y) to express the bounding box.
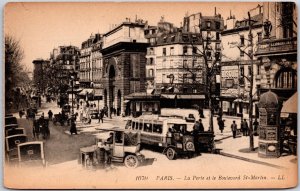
top-left (221, 4), bottom-right (263, 118)
top-left (49, 45), bottom-right (80, 94)
top-left (32, 58), bottom-right (50, 94)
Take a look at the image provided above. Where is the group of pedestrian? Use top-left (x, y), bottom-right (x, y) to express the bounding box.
top-left (230, 118), bottom-right (259, 139)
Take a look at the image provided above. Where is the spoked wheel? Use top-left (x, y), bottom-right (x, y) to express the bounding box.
top-left (166, 147), bottom-right (177, 160)
top-left (124, 155), bottom-right (139, 168)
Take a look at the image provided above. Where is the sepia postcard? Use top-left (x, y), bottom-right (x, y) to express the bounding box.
top-left (3, 1), bottom-right (298, 189)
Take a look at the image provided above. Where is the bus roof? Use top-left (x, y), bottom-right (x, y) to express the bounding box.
top-left (132, 115), bottom-right (189, 124)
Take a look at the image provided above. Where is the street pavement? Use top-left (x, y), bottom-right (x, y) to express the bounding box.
top-left (5, 98), bottom-right (297, 189)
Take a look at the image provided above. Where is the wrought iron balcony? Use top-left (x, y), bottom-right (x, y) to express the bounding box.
top-left (255, 37), bottom-right (297, 56)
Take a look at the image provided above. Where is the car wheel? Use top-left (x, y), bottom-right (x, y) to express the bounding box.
top-left (166, 147), bottom-right (176, 160)
top-left (124, 155), bottom-right (139, 168)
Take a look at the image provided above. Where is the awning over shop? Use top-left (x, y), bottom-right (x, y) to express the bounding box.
top-left (161, 94), bottom-right (176, 99)
top-left (78, 88), bottom-right (94, 96)
top-left (177, 95), bottom-right (205, 99)
top-left (233, 98), bottom-right (249, 103)
top-left (94, 89), bottom-right (103, 99)
top-left (67, 88), bottom-right (83, 94)
top-left (166, 87), bottom-right (173, 90)
top-left (281, 92), bottom-right (297, 114)
top-left (125, 92), bottom-right (160, 100)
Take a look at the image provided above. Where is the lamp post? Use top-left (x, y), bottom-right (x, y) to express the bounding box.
top-left (70, 71), bottom-right (76, 115)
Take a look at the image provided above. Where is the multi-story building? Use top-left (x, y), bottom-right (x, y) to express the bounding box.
top-left (101, 19), bottom-right (149, 116)
top-left (220, 4), bottom-right (263, 118)
top-left (255, 2), bottom-right (297, 101)
top-left (32, 58), bottom-right (50, 94)
top-left (79, 34), bottom-right (96, 88)
top-left (143, 13), bottom-right (224, 110)
top-left (151, 32), bottom-right (205, 108)
top-left (49, 45), bottom-right (80, 92)
top-left (90, 34), bottom-right (104, 108)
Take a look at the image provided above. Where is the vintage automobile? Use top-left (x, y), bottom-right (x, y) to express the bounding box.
top-left (126, 114), bottom-right (215, 160)
top-left (6, 128), bottom-right (25, 137)
top-left (62, 104), bottom-right (71, 114)
top-left (5, 124), bottom-right (19, 134)
top-left (83, 127), bottom-right (155, 168)
top-left (5, 134), bottom-right (27, 164)
top-left (17, 141), bottom-right (46, 167)
top-left (33, 118), bottom-right (50, 139)
top-left (26, 107), bottom-right (37, 119)
top-left (53, 113), bottom-right (70, 126)
top-left (5, 116), bottom-right (18, 126)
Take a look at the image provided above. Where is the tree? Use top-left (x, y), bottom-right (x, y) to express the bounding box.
top-left (5, 34), bottom-right (30, 112)
top-left (188, 34), bottom-right (221, 132)
top-left (228, 12), bottom-right (255, 151)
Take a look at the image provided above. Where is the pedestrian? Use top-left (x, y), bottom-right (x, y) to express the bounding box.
top-left (242, 119), bottom-right (249, 136)
top-left (70, 119), bottom-right (78, 135)
top-left (192, 121), bottom-right (201, 154)
top-left (19, 109), bottom-right (24, 118)
top-left (198, 119), bottom-right (204, 132)
top-left (253, 118), bottom-right (259, 136)
top-left (48, 110), bottom-right (53, 121)
top-left (218, 118), bottom-right (225, 133)
top-left (231, 120), bottom-right (238, 138)
top-left (98, 109), bottom-right (104, 123)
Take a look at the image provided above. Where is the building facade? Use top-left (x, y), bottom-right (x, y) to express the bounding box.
top-left (101, 19), bottom-right (149, 116)
top-left (49, 45), bottom-right (80, 94)
top-left (221, 4), bottom-right (263, 118)
top-left (255, 2), bottom-right (297, 101)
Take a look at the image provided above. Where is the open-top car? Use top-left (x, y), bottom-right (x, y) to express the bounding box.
top-left (84, 127), bottom-right (155, 168)
top-left (5, 134), bottom-right (27, 164)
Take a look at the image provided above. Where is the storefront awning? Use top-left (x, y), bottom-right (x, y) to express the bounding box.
top-left (161, 94), bottom-right (176, 99)
top-left (281, 92), bottom-right (297, 114)
top-left (233, 98), bottom-right (249, 103)
top-left (177, 95), bottom-right (205, 99)
top-left (166, 87), bottom-right (173, 90)
top-left (78, 88), bottom-right (94, 96)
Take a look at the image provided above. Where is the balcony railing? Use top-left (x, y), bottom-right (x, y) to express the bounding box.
top-left (256, 37), bottom-right (297, 56)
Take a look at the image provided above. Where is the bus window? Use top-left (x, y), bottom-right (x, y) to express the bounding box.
top-left (144, 123), bottom-right (153, 132)
top-left (153, 124), bottom-right (163, 134)
top-left (132, 122), bottom-right (136, 129)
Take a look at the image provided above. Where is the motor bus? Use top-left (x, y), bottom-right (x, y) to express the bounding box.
top-left (125, 114), bottom-right (214, 160)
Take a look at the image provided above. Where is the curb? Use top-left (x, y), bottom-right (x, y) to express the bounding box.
top-left (219, 151), bottom-right (286, 169)
top-left (215, 135), bottom-right (232, 142)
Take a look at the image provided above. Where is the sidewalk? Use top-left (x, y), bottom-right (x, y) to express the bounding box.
top-left (216, 135), bottom-right (297, 169)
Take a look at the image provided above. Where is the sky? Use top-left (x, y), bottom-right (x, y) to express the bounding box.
top-left (4, 2), bottom-right (261, 72)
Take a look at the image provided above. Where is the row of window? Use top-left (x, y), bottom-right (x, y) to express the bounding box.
top-left (160, 73), bottom-right (203, 84)
top-left (131, 121), bottom-right (163, 134)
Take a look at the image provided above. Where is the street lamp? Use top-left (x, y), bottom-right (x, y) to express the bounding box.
top-left (70, 71), bottom-right (76, 115)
